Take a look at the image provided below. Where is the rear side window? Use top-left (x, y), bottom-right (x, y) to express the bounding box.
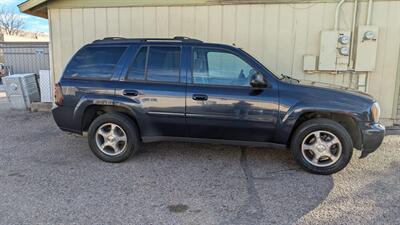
top-left (63, 46), bottom-right (126, 79)
top-left (147, 47), bottom-right (180, 82)
top-left (126, 46), bottom-right (181, 83)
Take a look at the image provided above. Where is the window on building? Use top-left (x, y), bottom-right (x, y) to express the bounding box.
top-left (192, 48), bottom-right (255, 86)
top-left (63, 46), bottom-right (126, 79)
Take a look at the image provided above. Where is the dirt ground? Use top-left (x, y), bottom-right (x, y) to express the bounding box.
top-left (0, 97), bottom-right (399, 225)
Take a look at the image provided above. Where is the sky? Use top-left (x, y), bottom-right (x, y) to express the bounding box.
top-left (1, 0), bottom-right (49, 33)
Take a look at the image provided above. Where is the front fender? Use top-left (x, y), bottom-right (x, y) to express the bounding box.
top-left (274, 102), bottom-right (363, 145)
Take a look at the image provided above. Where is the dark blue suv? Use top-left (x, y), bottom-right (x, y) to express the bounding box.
top-left (52, 37), bottom-right (385, 174)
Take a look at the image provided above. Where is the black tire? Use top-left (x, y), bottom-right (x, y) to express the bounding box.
top-left (290, 118), bottom-right (353, 175)
top-left (88, 113), bottom-right (140, 163)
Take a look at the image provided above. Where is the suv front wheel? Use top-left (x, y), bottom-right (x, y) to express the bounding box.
top-left (291, 118), bottom-right (353, 175)
top-left (88, 113), bottom-right (139, 163)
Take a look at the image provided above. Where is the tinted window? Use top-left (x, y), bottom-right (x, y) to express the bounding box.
top-left (126, 47), bottom-right (147, 80)
top-left (147, 46), bottom-right (180, 82)
top-left (63, 46), bottom-right (126, 79)
top-left (192, 48), bottom-right (255, 86)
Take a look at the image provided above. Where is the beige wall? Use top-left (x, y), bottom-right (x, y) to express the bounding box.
top-left (48, 1), bottom-right (400, 124)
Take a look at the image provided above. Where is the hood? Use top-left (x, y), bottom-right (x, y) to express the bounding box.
top-left (277, 79), bottom-right (375, 123)
top-left (278, 79), bottom-right (376, 113)
top-left (285, 79), bottom-right (374, 101)
top-left (304, 80), bottom-right (373, 99)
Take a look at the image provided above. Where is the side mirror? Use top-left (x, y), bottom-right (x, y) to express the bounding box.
top-left (250, 73), bottom-right (267, 88)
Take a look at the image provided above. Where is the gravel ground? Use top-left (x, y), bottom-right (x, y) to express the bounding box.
top-left (0, 97), bottom-right (399, 225)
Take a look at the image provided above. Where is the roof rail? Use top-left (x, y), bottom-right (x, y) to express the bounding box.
top-left (93, 36), bottom-right (202, 43)
top-left (138, 36), bottom-right (202, 43)
top-left (102, 37), bottom-right (127, 41)
top-left (172, 36), bottom-right (202, 42)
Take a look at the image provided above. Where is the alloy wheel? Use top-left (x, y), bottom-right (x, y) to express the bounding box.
top-left (95, 123), bottom-right (128, 156)
top-left (301, 130), bottom-right (342, 167)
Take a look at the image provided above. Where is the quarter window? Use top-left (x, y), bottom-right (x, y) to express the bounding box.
top-left (63, 46), bottom-right (126, 79)
top-left (192, 48), bottom-right (255, 86)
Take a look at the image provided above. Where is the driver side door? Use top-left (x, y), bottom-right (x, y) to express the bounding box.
top-left (186, 47), bottom-right (279, 142)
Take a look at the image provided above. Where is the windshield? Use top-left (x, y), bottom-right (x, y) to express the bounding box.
top-left (237, 48), bottom-right (300, 83)
top-left (237, 48), bottom-right (281, 79)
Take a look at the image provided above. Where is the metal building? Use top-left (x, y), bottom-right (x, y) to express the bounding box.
top-left (19, 0), bottom-right (400, 126)
top-left (0, 42), bottom-right (50, 75)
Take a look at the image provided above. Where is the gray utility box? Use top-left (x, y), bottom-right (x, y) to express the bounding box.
top-left (3, 73), bottom-right (40, 110)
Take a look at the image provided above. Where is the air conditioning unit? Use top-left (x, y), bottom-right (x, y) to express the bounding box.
top-left (3, 73), bottom-right (40, 110)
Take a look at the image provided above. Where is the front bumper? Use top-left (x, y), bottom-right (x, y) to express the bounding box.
top-left (359, 122), bottom-right (385, 158)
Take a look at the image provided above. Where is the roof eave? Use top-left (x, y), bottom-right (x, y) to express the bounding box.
top-left (18, 0), bottom-right (49, 19)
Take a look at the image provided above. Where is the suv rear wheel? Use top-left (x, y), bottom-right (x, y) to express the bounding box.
top-left (88, 113), bottom-right (139, 163)
top-left (290, 118), bottom-right (353, 175)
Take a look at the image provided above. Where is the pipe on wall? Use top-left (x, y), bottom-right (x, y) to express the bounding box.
top-left (334, 0), bottom-right (346, 31)
top-left (367, 0), bottom-right (374, 25)
top-left (349, 0), bottom-right (359, 68)
top-left (364, 0), bottom-right (374, 94)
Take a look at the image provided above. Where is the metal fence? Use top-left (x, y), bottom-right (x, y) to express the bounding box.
top-left (0, 42), bottom-right (49, 75)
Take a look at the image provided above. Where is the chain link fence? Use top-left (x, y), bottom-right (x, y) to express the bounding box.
top-left (0, 42), bottom-right (49, 75)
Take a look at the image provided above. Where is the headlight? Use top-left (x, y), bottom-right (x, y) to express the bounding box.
top-left (371, 102), bottom-right (381, 123)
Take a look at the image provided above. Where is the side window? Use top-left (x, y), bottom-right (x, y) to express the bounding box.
top-left (63, 46), bottom-right (126, 79)
top-left (126, 47), bottom-right (147, 80)
top-left (192, 48), bottom-right (255, 86)
top-left (146, 46), bottom-right (181, 82)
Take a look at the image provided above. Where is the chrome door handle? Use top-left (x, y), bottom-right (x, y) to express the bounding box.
top-left (192, 94), bottom-right (208, 101)
top-left (122, 90), bottom-right (139, 96)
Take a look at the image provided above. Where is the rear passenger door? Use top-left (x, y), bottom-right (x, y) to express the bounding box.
top-left (116, 44), bottom-right (187, 140)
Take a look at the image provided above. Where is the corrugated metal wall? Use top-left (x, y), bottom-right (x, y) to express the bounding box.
top-left (48, 1), bottom-right (400, 124)
top-left (0, 42), bottom-right (49, 75)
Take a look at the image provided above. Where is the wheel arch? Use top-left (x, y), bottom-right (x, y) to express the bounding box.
top-left (80, 104), bottom-right (142, 138)
top-left (287, 111), bottom-right (362, 150)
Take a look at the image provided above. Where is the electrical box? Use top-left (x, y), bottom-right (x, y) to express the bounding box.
top-left (318, 30), bottom-right (351, 71)
top-left (318, 31), bottom-right (338, 71)
top-left (336, 31), bottom-right (351, 71)
top-left (303, 55), bottom-right (317, 71)
top-left (354, 25), bottom-right (379, 71)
